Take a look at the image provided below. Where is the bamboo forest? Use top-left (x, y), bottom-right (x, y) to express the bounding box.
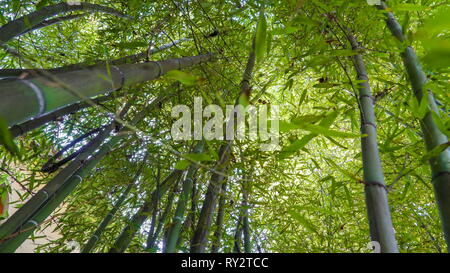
top-left (0, 0), bottom-right (449, 255)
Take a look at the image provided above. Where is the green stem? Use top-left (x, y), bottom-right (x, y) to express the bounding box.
top-left (9, 93), bottom-right (121, 138)
top-left (0, 2), bottom-right (129, 44)
top-left (164, 141), bottom-right (205, 253)
top-left (377, 1), bottom-right (450, 252)
top-left (348, 33), bottom-right (398, 253)
top-left (0, 53), bottom-right (212, 126)
top-left (81, 152), bottom-right (149, 253)
top-left (108, 170), bottom-right (182, 253)
top-left (210, 180), bottom-right (227, 253)
top-left (0, 37), bottom-right (192, 77)
top-left (190, 37), bottom-right (256, 253)
top-left (0, 97), bottom-right (164, 252)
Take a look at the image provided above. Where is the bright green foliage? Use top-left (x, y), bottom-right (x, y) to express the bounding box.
top-left (0, 0), bottom-right (449, 253)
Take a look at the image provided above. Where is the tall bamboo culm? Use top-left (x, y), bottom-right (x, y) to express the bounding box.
top-left (0, 53), bottom-right (212, 126)
top-left (0, 2), bottom-right (129, 44)
top-left (348, 33), bottom-right (398, 253)
top-left (377, 1), bottom-right (450, 251)
top-left (190, 37), bottom-right (256, 253)
top-left (108, 170), bottom-right (183, 253)
top-left (164, 141), bottom-right (205, 253)
top-left (0, 96), bottom-right (164, 252)
top-left (81, 152), bottom-right (150, 253)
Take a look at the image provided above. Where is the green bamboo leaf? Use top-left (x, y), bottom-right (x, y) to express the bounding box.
top-left (0, 117), bottom-right (20, 157)
top-left (392, 3), bottom-right (428, 11)
top-left (0, 185), bottom-right (8, 220)
top-left (287, 211), bottom-right (317, 233)
top-left (421, 141), bottom-right (450, 163)
top-left (183, 153), bottom-right (213, 162)
top-left (174, 160), bottom-right (190, 170)
top-left (280, 111), bottom-right (340, 156)
top-left (255, 11), bottom-right (267, 62)
top-left (36, 0), bottom-right (50, 10)
top-left (165, 70), bottom-right (199, 86)
top-left (431, 111), bottom-right (449, 137)
top-left (342, 185), bottom-right (354, 207)
top-left (280, 120), bottom-right (362, 138)
top-left (114, 41), bottom-right (148, 49)
top-left (324, 157), bottom-right (361, 183)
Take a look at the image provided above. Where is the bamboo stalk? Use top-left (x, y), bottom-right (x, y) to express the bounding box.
top-left (18, 13), bottom-right (88, 36)
top-left (190, 38), bottom-right (256, 253)
top-left (0, 2), bottom-right (129, 44)
top-left (242, 176), bottom-right (251, 253)
top-left (164, 141), bottom-right (205, 253)
top-left (9, 93), bottom-right (121, 138)
top-left (108, 170), bottom-right (183, 253)
top-left (348, 33), bottom-right (398, 253)
top-left (0, 124), bottom-right (116, 241)
top-left (0, 53), bottom-right (212, 126)
top-left (233, 215), bottom-right (243, 253)
top-left (210, 181), bottom-right (227, 253)
top-left (146, 182), bottom-right (178, 251)
top-left (0, 38), bottom-right (192, 77)
top-left (81, 152), bottom-right (149, 253)
top-left (377, 1), bottom-right (450, 251)
top-left (0, 97), bottom-right (164, 252)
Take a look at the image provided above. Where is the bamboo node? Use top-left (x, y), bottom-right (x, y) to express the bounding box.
top-left (154, 61), bottom-right (164, 77)
top-left (432, 171), bottom-right (450, 182)
top-left (361, 121), bottom-right (377, 129)
top-left (361, 180), bottom-right (388, 192)
top-left (19, 79), bottom-right (46, 116)
top-left (359, 94), bottom-right (376, 104)
top-left (111, 65), bottom-right (125, 91)
top-left (26, 220), bottom-right (39, 227)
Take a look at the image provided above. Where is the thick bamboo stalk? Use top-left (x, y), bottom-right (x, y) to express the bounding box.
top-left (0, 124), bottom-right (115, 241)
top-left (377, 1), bottom-right (450, 251)
top-left (0, 53), bottom-right (212, 126)
top-left (18, 13), bottom-right (87, 36)
top-left (81, 152), bottom-right (149, 253)
top-left (0, 97), bottom-right (164, 251)
top-left (348, 33), bottom-right (398, 253)
top-left (0, 131), bottom-right (125, 252)
top-left (0, 2), bottom-right (129, 44)
top-left (164, 141), bottom-right (205, 253)
top-left (108, 170), bottom-right (183, 253)
top-left (0, 38), bottom-right (192, 77)
top-left (9, 93), bottom-right (120, 138)
top-left (190, 38), bottom-right (256, 253)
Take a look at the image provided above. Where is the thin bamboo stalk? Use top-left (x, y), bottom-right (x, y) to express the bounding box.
top-left (164, 141), bottom-right (205, 253)
top-left (242, 176), bottom-right (251, 253)
top-left (377, 1), bottom-right (450, 251)
top-left (18, 13), bottom-right (87, 36)
top-left (0, 38), bottom-right (192, 77)
top-left (210, 181), bottom-right (227, 253)
top-left (190, 38), bottom-right (256, 253)
top-left (233, 215), bottom-right (243, 253)
top-left (146, 182), bottom-right (178, 251)
top-left (81, 152), bottom-right (149, 253)
top-left (108, 170), bottom-right (183, 253)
